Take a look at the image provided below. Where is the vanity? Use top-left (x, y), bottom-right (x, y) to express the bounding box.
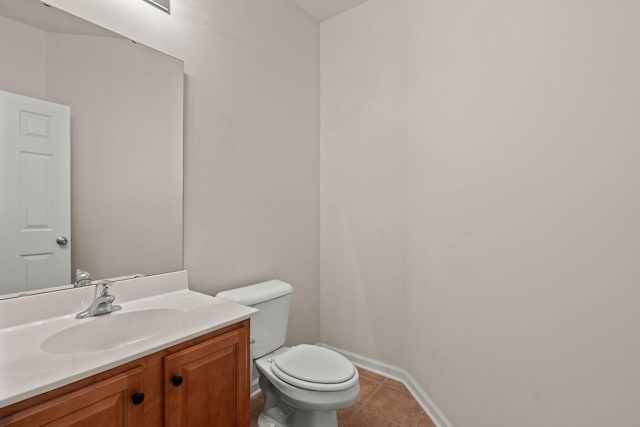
top-left (0, 271), bottom-right (257, 426)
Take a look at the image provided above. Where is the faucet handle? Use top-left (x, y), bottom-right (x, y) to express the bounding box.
top-left (74, 269), bottom-right (92, 288)
top-left (95, 280), bottom-right (115, 297)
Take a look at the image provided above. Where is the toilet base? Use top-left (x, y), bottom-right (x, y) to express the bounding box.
top-left (257, 370), bottom-right (341, 427)
top-left (291, 409), bottom-right (338, 427)
top-left (258, 374), bottom-right (293, 427)
top-left (257, 412), bottom-right (288, 427)
top-left (258, 409), bottom-right (338, 427)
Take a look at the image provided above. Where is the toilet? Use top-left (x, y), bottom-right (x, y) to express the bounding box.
top-left (216, 280), bottom-right (359, 427)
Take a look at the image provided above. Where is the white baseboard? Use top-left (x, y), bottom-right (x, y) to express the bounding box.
top-left (318, 343), bottom-right (453, 427)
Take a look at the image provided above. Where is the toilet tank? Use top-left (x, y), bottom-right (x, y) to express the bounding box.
top-left (216, 280), bottom-right (293, 359)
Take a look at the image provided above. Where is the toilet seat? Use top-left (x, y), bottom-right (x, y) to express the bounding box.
top-left (270, 345), bottom-right (358, 392)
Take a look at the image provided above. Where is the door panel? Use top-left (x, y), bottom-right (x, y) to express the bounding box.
top-left (164, 329), bottom-right (250, 427)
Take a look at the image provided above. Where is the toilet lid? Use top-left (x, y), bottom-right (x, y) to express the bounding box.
top-left (271, 345), bottom-right (357, 391)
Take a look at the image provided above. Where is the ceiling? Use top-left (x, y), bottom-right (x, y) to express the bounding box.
top-left (292, 0), bottom-right (370, 22)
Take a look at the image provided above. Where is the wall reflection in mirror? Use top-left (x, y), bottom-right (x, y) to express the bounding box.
top-left (0, 0), bottom-right (183, 299)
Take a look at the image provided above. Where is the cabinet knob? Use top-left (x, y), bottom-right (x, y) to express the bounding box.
top-left (171, 375), bottom-right (183, 387)
top-left (131, 392), bottom-right (145, 405)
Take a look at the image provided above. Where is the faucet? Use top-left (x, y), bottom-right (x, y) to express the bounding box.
top-left (76, 280), bottom-right (122, 319)
top-left (74, 269), bottom-right (92, 288)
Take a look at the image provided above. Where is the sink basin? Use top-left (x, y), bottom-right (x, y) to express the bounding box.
top-left (41, 308), bottom-right (184, 354)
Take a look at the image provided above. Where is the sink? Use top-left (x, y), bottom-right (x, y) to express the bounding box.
top-left (41, 308), bottom-right (184, 354)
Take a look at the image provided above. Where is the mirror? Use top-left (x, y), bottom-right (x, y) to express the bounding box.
top-left (0, 0), bottom-right (183, 298)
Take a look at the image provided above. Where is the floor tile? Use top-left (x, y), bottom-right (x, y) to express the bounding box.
top-left (414, 412), bottom-right (437, 427)
top-left (339, 407), bottom-right (398, 427)
top-left (357, 376), bottom-right (383, 405)
top-left (383, 379), bottom-right (411, 396)
top-left (357, 367), bottom-right (387, 384)
top-left (364, 383), bottom-right (423, 426)
top-left (337, 403), bottom-right (362, 424)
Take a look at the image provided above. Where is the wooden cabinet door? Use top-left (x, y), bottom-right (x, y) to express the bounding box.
top-left (164, 328), bottom-right (250, 427)
top-left (0, 368), bottom-right (144, 427)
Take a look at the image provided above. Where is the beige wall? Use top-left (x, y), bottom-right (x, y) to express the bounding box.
top-left (47, 0), bottom-right (321, 345)
top-left (322, 0), bottom-right (640, 426)
top-left (321, 0), bottom-right (407, 368)
top-left (0, 15), bottom-right (47, 99)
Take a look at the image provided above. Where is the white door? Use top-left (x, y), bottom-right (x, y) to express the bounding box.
top-left (0, 90), bottom-right (71, 294)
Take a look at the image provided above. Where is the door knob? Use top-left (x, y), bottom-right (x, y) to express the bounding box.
top-left (171, 375), bottom-right (183, 387)
top-left (56, 236), bottom-right (69, 246)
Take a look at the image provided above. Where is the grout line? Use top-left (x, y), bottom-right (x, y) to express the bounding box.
top-left (360, 380), bottom-right (384, 407)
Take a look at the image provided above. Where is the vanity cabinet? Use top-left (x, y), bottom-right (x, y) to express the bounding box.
top-left (165, 328), bottom-right (249, 426)
top-left (0, 320), bottom-right (250, 427)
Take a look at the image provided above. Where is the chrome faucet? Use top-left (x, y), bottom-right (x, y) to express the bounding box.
top-left (76, 280), bottom-right (122, 319)
top-left (74, 269), bottom-right (92, 288)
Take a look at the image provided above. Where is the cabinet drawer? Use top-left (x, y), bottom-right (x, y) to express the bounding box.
top-left (0, 367), bottom-right (144, 427)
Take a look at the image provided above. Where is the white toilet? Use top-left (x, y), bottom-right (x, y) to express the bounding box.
top-left (216, 280), bottom-right (359, 427)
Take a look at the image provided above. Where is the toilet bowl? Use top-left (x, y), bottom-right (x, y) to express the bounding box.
top-left (216, 280), bottom-right (359, 427)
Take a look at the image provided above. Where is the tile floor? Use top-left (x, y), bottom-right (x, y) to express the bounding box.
top-left (250, 367), bottom-right (436, 427)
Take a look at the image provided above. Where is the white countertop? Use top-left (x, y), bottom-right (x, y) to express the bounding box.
top-left (0, 270), bottom-right (257, 408)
